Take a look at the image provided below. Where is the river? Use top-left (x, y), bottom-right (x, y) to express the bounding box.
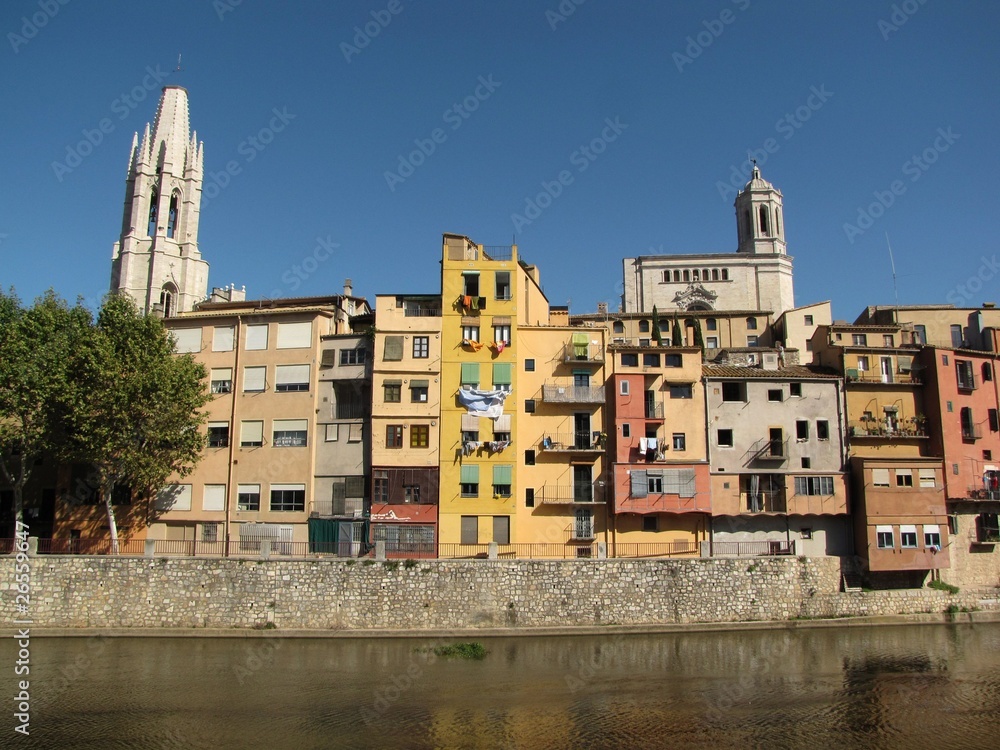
top-left (3, 623), bottom-right (999, 749)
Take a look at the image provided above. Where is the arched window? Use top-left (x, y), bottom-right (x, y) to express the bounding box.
top-left (706, 318), bottom-right (717, 331)
top-left (722, 269), bottom-right (729, 280)
top-left (746, 317), bottom-right (758, 331)
top-left (759, 205), bottom-right (770, 236)
top-left (612, 321), bottom-right (624, 334)
top-left (147, 188), bottom-right (159, 237)
top-left (673, 270), bottom-right (681, 282)
top-left (744, 210), bottom-right (752, 240)
top-left (984, 362), bottom-right (993, 383)
top-left (712, 269), bottom-right (719, 281)
top-left (638, 320), bottom-right (650, 333)
top-left (166, 190), bottom-right (180, 239)
top-left (662, 271), bottom-right (670, 283)
top-left (692, 269), bottom-right (699, 282)
top-left (159, 284), bottom-right (176, 318)
top-left (683, 270), bottom-right (690, 282)
top-left (703, 268), bottom-right (710, 281)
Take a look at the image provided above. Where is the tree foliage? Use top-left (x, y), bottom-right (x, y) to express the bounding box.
top-left (671, 313), bottom-right (683, 347)
top-left (651, 306), bottom-right (662, 345)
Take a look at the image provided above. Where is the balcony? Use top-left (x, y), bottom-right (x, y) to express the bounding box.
top-left (539, 432), bottom-right (605, 453)
top-left (540, 382), bottom-right (605, 404)
top-left (845, 370), bottom-right (922, 385)
top-left (746, 437), bottom-right (788, 464)
top-left (962, 424), bottom-right (983, 441)
top-left (709, 540), bottom-right (795, 557)
top-left (644, 401), bottom-right (664, 419)
top-left (741, 491), bottom-right (787, 513)
top-left (403, 304), bottom-right (442, 317)
top-left (966, 487), bottom-right (1000, 501)
top-left (561, 341), bottom-right (604, 364)
top-left (957, 373), bottom-right (977, 391)
top-left (537, 483), bottom-right (605, 506)
top-left (311, 497), bottom-right (365, 517)
top-left (849, 421), bottom-right (928, 439)
top-left (615, 493), bottom-right (710, 514)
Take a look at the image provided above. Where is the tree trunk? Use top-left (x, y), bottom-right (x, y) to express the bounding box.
top-left (0, 455), bottom-right (27, 532)
top-left (103, 485), bottom-right (120, 555)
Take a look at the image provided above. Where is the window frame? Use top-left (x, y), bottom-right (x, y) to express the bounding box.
top-left (412, 336), bottom-right (429, 359)
top-left (386, 425), bottom-right (403, 449)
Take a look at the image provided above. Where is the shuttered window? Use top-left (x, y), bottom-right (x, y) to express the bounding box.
top-left (872, 468), bottom-right (890, 487)
top-left (156, 484), bottom-right (192, 511)
top-left (383, 336), bottom-right (404, 361)
top-left (275, 364), bottom-right (309, 392)
top-left (493, 363), bottom-right (512, 386)
top-left (461, 363), bottom-right (480, 386)
top-left (203, 484), bottom-right (226, 512)
top-left (663, 469), bottom-right (697, 498)
top-left (172, 328), bottom-right (202, 353)
top-left (240, 420), bottom-right (263, 447)
top-left (245, 324), bottom-right (268, 350)
top-left (273, 419), bottom-right (308, 447)
top-left (213, 326), bottom-right (235, 352)
top-left (494, 414), bottom-right (511, 432)
top-left (461, 413), bottom-right (480, 432)
top-left (460, 465), bottom-right (480, 484)
top-left (276, 321), bottom-right (312, 349)
top-left (243, 366), bottom-right (266, 392)
top-left (630, 470), bottom-right (648, 498)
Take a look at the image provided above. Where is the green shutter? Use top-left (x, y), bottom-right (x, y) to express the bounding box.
top-left (410, 379), bottom-right (429, 388)
top-left (492, 362), bottom-right (512, 385)
top-left (383, 336), bottom-right (403, 361)
top-left (493, 465), bottom-right (512, 484)
top-left (461, 362), bottom-right (480, 385)
top-left (460, 465), bottom-right (479, 483)
top-left (572, 332), bottom-right (589, 345)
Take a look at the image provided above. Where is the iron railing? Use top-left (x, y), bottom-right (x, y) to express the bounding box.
top-left (540, 383), bottom-right (605, 404)
top-left (741, 491), bottom-right (787, 513)
top-left (537, 483), bottom-right (605, 505)
top-left (709, 540), bottom-right (795, 557)
top-left (561, 341), bottom-right (604, 363)
top-left (538, 433), bottom-right (605, 452)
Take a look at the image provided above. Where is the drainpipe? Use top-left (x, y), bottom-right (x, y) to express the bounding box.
top-left (224, 314), bottom-right (242, 556)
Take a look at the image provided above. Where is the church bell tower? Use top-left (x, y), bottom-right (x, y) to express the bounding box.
top-left (109, 85), bottom-right (209, 316)
top-left (735, 164), bottom-right (786, 256)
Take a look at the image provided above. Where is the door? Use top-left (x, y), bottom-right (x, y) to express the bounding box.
top-left (574, 412), bottom-right (591, 449)
top-left (880, 356), bottom-right (893, 383)
top-left (769, 428), bottom-right (783, 457)
top-left (573, 465), bottom-right (593, 503)
top-left (337, 522), bottom-right (361, 557)
top-left (645, 390), bottom-right (657, 419)
top-left (574, 508), bottom-right (594, 540)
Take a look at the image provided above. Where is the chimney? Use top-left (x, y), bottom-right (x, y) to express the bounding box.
top-left (597, 302), bottom-right (608, 314)
top-left (343, 278), bottom-right (353, 297)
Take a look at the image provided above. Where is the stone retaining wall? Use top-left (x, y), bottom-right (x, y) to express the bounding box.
top-left (3, 556), bottom-right (997, 630)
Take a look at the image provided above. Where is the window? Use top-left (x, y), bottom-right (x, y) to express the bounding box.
top-left (895, 472), bottom-right (914, 487)
top-left (493, 465), bottom-right (512, 497)
top-left (203, 485), bottom-right (226, 512)
top-left (900, 525), bottom-right (918, 548)
top-left (524, 399), bottom-right (535, 413)
top-left (462, 325), bottom-right (480, 342)
top-left (340, 348), bottom-right (366, 366)
top-left (621, 353), bottom-right (638, 367)
top-left (717, 429), bottom-right (733, 447)
top-left (386, 425), bottom-right (403, 448)
top-left (669, 385), bottom-right (692, 399)
top-left (639, 320), bottom-right (650, 333)
top-left (852, 333), bottom-right (867, 346)
top-left (492, 363), bottom-right (512, 391)
top-left (246, 324), bottom-right (268, 350)
top-left (789, 383), bottom-right (802, 397)
top-left (460, 465), bottom-right (479, 498)
top-left (643, 353), bottom-right (660, 367)
top-left (207, 422), bottom-right (230, 448)
top-left (410, 380), bottom-right (429, 403)
top-left (171, 328), bottom-right (202, 353)
top-left (155, 484), bottom-right (192, 512)
top-left (978, 513), bottom-right (1000, 543)
top-left (804, 315), bottom-right (814, 326)
top-left (620, 380), bottom-right (630, 396)
top-left (612, 321), bottom-right (625, 334)
top-left (672, 433), bottom-right (686, 451)
top-left (461, 362), bottom-right (479, 389)
top-left (410, 425), bottom-right (429, 448)
top-left (947, 401), bottom-right (953, 413)
top-left (210, 368), bottom-right (233, 394)
top-left (876, 525), bottom-right (894, 549)
top-left (872, 468), bottom-right (890, 487)
top-left (647, 472), bottom-right (663, 493)
top-left (990, 409), bottom-right (1000, 433)
top-left (237, 484), bottom-right (260, 511)
top-left (240, 420), bottom-right (263, 448)
top-left (243, 366), bottom-right (266, 393)
top-left (325, 424), bottom-right (339, 442)
top-left (924, 525), bottom-right (941, 549)
top-left (948, 515), bottom-right (959, 535)
top-left (643, 516), bottom-right (658, 532)
top-left (956, 360), bottom-right (975, 389)
top-left (951, 324), bottom-right (963, 347)
top-left (984, 362), bottom-right (994, 382)
top-left (495, 271), bottom-right (511, 300)
top-left (796, 420), bottom-right (809, 441)
top-left (525, 359), bottom-right (535, 372)
top-left (621, 424), bottom-right (631, 438)
top-left (746, 335), bottom-right (758, 347)
top-left (665, 354), bottom-right (682, 367)
top-left (402, 485), bottom-right (420, 503)
top-left (801, 457), bottom-right (811, 469)
top-left (461, 516), bottom-right (478, 544)
top-left (272, 419), bottom-right (307, 447)
top-left (383, 336), bottom-right (404, 361)
top-left (383, 381), bottom-right (401, 403)
top-left (373, 471), bottom-right (389, 503)
top-left (857, 356), bottom-right (869, 372)
top-left (277, 321), bottom-right (312, 349)
top-left (746, 317), bottom-right (758, 331)
top-left (412, 336), bottom-right (429, 359)
top-left (883, 334), bottom-right (893, 347)
top-left (919, 469), bottom-right (936, 488)
top-left (706, 318), bottom-right (717, 331)
top-left (913, 325), bottom-right (926, 344)
top-left (275, 364), bottom-right (309, 392)
top-left (270, 484), bottom-right (305, 512)
top-left (706, 336), bottom-right (719, 349)
top-left (525, 488), bottom-right (535, 508)
top-left (942, 354), bottom-right (949, 366)
top-left (493, 325), bottom-right (511, 345)
top-left (817, 420), bottom-right (830, 440)
top-left (213, 326), bottom-right (235, 352)
top-left (960, 406), bottom-right (976, 439)
top-left (767, 389), bottom-right (782, 402)
top-left (721, 382), bottom-right (745, 402)
top-left (794, 476), bottom-right (834, 496)
top-left (462, 272), bottom-right (480, 297)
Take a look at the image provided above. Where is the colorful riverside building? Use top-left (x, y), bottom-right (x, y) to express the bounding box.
top-left (814, 321), bottom-right (949, 587)
top-left (369, 293), bottom-right (443, 555)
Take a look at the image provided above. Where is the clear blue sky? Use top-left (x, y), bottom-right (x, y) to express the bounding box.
top-left (1, 1), bottom-right (998, 320)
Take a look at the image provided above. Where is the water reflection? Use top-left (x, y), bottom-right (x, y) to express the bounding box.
top-left (3, 624), bottom-right (999, 749)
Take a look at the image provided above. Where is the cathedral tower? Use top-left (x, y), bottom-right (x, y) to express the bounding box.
top-left (735, 164), bottom-right (786, 256)
top-left (110, 86), bottom-right (208, 316)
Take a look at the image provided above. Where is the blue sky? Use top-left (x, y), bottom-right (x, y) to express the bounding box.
top-left (1, 0), bottom-right (998, 320)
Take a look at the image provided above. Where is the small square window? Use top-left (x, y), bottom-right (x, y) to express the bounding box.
top-left (524, 450), bottom-right (535, 466)
top-left (789, 382), bottom-right (802, 397)
top-left (717, 429), bottom-right (733, 447)
top-left (524, 399), bottom-right (535, 413)
top-left (876, 529), bottom-right (894, 549)
top-left (525, 359), bottom-right (535, 372)
top-left (672, 433), bottom-right (686, 451)
top-left (767, 389), bottom-right (782, 402)
top-left (622, 424), bottom-right (631, 438)
top-left (642, 516), bottom-right (658, 532)
top-left (817, 420), bottom-right (830, 440)
top-left (383, 383), bottom-right (401, 403)
top-left (896, 473), bottom-right (913, 487)
top-left (801, 457), bottom-right (811, 469)
top-left (804, 315), bottom-right (814, 326)
top-left (620, 381), bottom-right (630, 396)
top-left (621, 353), bottom-right (638, 367)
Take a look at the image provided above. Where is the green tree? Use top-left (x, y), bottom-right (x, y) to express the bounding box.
top-left (692, 318), bottom-right (705, 355)
top-left (671, 313), bottom-right (683, 347)
top-left (0, 290), bottom-right (91, 530)
top-left (651, 306), bottom-right (662, 345)
top-left (69, 294), bottom-right (210, 552)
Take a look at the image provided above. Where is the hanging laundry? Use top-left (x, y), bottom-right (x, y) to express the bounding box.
top-left (457, 388), bottom-right (510, 419)
top-left (646, 437), bottom-right (658, 451)
top-left (638, 437), bottom-right (648, 452)
top-left (470, 296), bottom-right (480, 310)
top-left (463, 339), bottom-right (484, 351)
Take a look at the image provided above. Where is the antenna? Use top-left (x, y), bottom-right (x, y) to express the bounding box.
top-left (175, 54), bottom-right (183, 73)
top-left (886, 232), bottom-right (900, 322)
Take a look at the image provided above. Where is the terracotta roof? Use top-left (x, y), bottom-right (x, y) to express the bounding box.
top-left (702, 364), bottom-right (841, 380)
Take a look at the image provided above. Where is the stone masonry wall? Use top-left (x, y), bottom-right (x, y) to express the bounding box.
top-left (3, 556), bottom-right (997, 631)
